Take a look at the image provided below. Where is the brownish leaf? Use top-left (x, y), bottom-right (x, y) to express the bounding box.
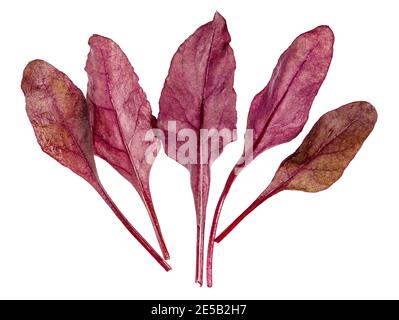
top-left (215, 101), bottom-right (377, 244)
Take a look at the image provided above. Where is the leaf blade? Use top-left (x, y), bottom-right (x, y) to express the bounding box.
top-left (23, 59), bottom-right (98, 183)
top-left (271, 101), bottom-right (377, 192)
top-left (247, 25), bottom-right (334, 159)
top-left (158, 12), bottom-right (236, 137)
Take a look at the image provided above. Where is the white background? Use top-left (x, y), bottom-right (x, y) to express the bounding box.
top-left (0, 0), bottom-right (398, 299)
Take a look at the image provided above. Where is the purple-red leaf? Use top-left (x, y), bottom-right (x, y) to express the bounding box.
top-left (22, 59), bottom-right (170, 271)
top-left (246, 25), bottom-right (334, 160)
top-left (207, 25), bottom-right (334, 287)
top-left (85, 35), bottom-right (169, 260)
top-left (157, 12), bottom-right (237, 285)
top-left (216, 101), bottom-right (377, 243)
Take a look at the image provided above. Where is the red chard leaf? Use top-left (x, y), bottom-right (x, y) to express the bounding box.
top-left (85, 35), bottom-right (169, 260)
top-left (207, 25), bottom-right (334, 286)
top-left (157, 12), bottom-right (237, 285)
top-left (216, 101), bottom-right (377, 243)
top-left (22, 59), bottom-right (171, 271)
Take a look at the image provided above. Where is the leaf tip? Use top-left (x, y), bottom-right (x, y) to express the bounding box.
top-left (23, 59), bottom-right (47, 76)
top-left (21, 59), bottom-right (51, 94)
top-left (88, 34), bottom-right (110, 46)
top-left (213, 11), bottom-right (223, 19)
top-left (356, 101), bottom-right (378, 123)
top-left (213, 11), bottom-right (226, 26)
top-left (314, 25), bottom-right (335, 44)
